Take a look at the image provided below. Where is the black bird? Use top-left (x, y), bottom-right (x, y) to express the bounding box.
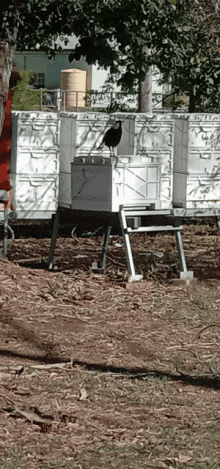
top-left (98, 120), bottom-right (123, 156)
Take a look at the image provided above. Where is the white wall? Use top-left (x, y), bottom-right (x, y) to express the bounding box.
top-left (92, 65), bottom-right (163, 93)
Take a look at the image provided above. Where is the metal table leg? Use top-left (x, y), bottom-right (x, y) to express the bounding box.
top-left (175, 230), bottom-right (194, 279)
top-left (48, 208), bottom-right (60, 269)
top-left (99, 225), bottom-right (112, 270)
top-left (92, 225), bottom-right (112, 272)
top-left (3, 207), bottom-right (8, 258)
top-left (119, 208), bottom-right (143, 282)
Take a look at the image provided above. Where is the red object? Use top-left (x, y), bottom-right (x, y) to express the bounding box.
top-left (0, 90), bottom-right (13, 191)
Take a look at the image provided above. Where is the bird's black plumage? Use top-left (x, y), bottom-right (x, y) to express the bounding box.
top-left (98, 120), bottom-right (123, 155)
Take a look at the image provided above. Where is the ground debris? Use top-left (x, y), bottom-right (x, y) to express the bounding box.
top-left (2, 405), bottom-right (54, 432)
top-left (0, 224), bottom-right (220, 467)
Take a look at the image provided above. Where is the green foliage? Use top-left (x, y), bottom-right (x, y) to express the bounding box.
top-left (155, 0), bottom-right (220, 111)
top-left (2, 0), bottom-right (220, 112)
top-left (86, 90), bottom-right (138, 113)
top-left (86, 72), bottom-right (138, 112)
top-left (13, 70), bottom-right (41, 111)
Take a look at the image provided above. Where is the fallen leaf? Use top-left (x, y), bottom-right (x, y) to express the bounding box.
top-left (49, 372), bottom-right (59, 379)
top-left (78, 388), bottom-right (88, 401)
top-left (174, 455), bottom-right (193, 464)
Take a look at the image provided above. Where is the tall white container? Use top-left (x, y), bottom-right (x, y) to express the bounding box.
top-left (134, 114), bottom-right (188, 209)
top-left (11, 111), bottom-right (60, 219)
top-left (185, 114), bottom-right (220, 209)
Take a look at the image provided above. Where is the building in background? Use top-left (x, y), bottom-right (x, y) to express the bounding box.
top-left (13, 35), bottom-right (173, 112)
top-left (13, 36), bottom-right (92, 111)
top-left (14, 36), bottom-right (92, 92)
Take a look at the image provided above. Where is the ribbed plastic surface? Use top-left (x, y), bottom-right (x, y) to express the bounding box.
top-left (11, 111), bottom-right (60, 219)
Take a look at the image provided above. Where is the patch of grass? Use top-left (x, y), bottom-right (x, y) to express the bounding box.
top-left (0, 448), bottom-right (76, 469)
top-left (0, 447), bottom-right (27, 469)
top-left (185, 465), bottom-right (218, 469)
top-left (41, 461), bottom-right (73, 468)
top-left (99, 442), bottom-right (151, 467)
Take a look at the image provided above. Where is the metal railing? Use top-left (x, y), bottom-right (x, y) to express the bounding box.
top-left (39, 89), bottom-right (89, 111)
top-left (13, 89), bottom-right (89, 112)
top-left (13, 88), bottom-right (188, 112)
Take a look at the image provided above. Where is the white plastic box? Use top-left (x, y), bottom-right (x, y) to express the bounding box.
top-left (11, 174), bottom-right (59, 219)
top-left (71, 156), bottom-right (160, 212)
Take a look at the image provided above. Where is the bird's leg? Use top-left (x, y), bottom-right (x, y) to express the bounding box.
top-left (110, 147), bottom-right (115, 158)
top-left (112, 147), bottom-right (119, 164)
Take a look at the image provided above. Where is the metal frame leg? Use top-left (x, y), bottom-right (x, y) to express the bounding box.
top-left (119, 208), bottom-right (143, 282)
top-left (92, 225), bottom-right (112, 273)
top-left (3, 206), bottom-right (9, 258)
top-left (175, 230), bottom-right (194, 279)
top-left (48, 208), bottom-right (60, 269)
top-left (99, 225), bottom-right (112, 270)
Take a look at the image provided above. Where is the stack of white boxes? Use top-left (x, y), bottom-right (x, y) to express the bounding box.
top-left (11, 112), bottom-right (60, 219)
top-left (59, 112), bottom-right (189, 212)
top-left (10, 111), bottom-right (220, 218)
top-left (70, 113), bottom-right (162, 212)
top-left (185, 114), bottom-right (220, 209)
top-left (133, 114), bottom-right (188, 209)
top-left (59, 112), bottom-right (111, 208)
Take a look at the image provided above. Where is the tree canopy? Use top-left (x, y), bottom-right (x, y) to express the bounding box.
top-left (1, 0), bottom-right (220, 121)
top-left (12, 0), bottom-right (207, 88)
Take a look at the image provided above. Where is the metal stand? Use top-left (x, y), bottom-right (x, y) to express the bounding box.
top-left (175, 230), bottom-right (193, 279)
top-left (2, 206), bottom-right (9, 257)
top-left (48, 205), bottom-right (193, 282)
top-left (118, 204), bottom-right (193, 282)
top-left (48, 207), bottom-right (60, 269)
top-left (92, 225), bottom-right (112, 272)
top-left (0, 190), bottom-right (11, 258)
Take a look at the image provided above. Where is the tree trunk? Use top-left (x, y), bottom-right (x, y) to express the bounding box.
top-left (189, 92), bottom-right (197, 113)
top-left (138, 69), bottom-right (152, 113)
top-left (138, 47), bottom-right (152, 113)
top-left (0, 42), bottom-right (14, 136)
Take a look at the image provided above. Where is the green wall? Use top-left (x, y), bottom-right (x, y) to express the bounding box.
top-left (14, 50), bottom-right (92, 90)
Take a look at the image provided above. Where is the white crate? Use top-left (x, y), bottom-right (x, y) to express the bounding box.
top-left (13, 149), bottom-right (59, 174)
top-left (12, 112), bottom-right (60, 150)
top-left (187, 176), bottom-right (220, 209)
top-left (71, 157), bottom-right (160, 212)
top-left (187, 117), bottom-right (220, 178)
top-left (11, 174), bottom-right (59, 218)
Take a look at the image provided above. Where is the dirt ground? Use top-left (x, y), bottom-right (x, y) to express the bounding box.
top-left (0, 222), bottom-right (220, 468)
